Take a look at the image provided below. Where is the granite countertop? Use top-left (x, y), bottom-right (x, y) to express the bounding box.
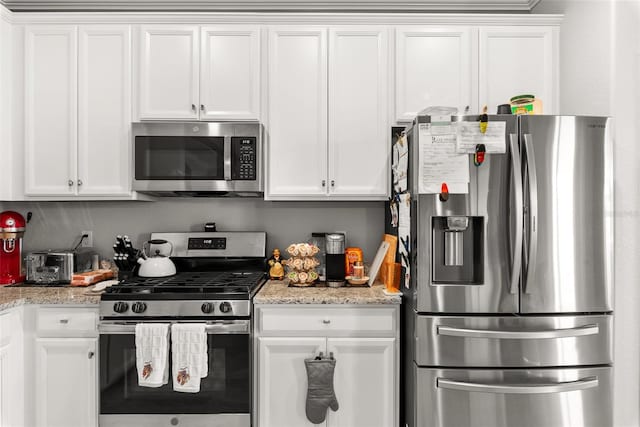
top-left (254, 279), bottom-right (402, 305)
top-left (0, 285), bottom-right (101, 312)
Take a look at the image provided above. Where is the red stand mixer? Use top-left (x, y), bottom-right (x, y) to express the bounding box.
top-left (0, 211), bottom-right (26, 285)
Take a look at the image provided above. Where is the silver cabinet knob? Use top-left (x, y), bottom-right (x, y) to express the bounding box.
top-left (200, 104), bottom-right (205, 112)
top-left (77, 179), bottom-right (83, 186)
top-left (68, 180), bottom-right (74, 187)
top-left (191, 103), bottom-right (196, 111)
top-left (322, 319), bottom-right (331, 324)
top-left (88, 351), bottom-right (94, 359)
top-left (322, 180), bottom-right (326, 187)
top-left (59, 319), bottom-right (69, 324)
top-left (331, 180), bottom-right (335, 187)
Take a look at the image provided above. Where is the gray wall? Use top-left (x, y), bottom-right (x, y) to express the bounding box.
top-left (0, 200), bottom-right (386, 262)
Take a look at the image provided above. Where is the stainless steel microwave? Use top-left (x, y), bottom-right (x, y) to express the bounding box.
top-left (132, 122), bottom-right (263, 197)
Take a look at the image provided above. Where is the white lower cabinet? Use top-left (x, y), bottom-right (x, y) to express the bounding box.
top-left (0, 308), bottom-right (24, 427)
top-left (35, 338), bottom-right (98, 427)
top-left (326, 338), bottom-right (395, 427)
top-left (33, 306), bottom-right (99, 427)
top-left (255, 306), bottom-right (399, 427)
top-left (257, 337), bottom-right (326, 427)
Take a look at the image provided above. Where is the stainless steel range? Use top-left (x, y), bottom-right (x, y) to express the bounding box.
top-left (99, 232), bottom-right (267, 427)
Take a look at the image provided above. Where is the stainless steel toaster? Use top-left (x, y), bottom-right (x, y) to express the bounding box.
top-left (26, 251), bottom-right (94, 284)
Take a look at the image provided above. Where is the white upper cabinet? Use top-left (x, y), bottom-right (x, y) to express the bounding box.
top-left (479, 26), bottom-right (558, 114)
top-left (267, 27), bottom-right (328, 198)
top-left (395, 26), bottom-right (476, 121)
top-left (78, 25), bottom-right (131, 196)
top-left (266, 26), bottom-right (389, 200)
top-left (137, 25), bottom-right (260, 121)
top-left (328, 27), bottom-right (389, 198)
top-left (24, 26), bottom-right (78, 196)
top-left (200, 26), bottom-right (261, 120)
top-left (138, 25), bottom-right (199, 120)
top-left (24, 25), bottom-right (132, 197)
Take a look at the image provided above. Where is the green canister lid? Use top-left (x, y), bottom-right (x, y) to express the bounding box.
top-left (510, 94), bottom-right (535, 103)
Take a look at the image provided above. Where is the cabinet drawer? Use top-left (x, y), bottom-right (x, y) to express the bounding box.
top-left (256, 306), bottom-right (397, 336)
top-left (37, 307), bottom-right (98, 336)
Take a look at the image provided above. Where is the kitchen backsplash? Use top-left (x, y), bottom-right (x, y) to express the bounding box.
top-left (0, 200), bottom-right (385, 263)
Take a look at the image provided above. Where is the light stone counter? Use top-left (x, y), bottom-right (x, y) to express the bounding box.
top-left (0, 285), bottom-right (100, 312)
top-left (254, 279), bottom-right (402, 305)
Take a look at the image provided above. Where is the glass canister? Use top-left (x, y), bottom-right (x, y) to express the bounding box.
top-left (352, 261), bottom-right (365, 279)
top-left (309, 233), bottom-right (327, 281)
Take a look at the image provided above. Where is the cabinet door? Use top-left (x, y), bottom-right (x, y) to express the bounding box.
top-left (138, 25), bottom-right (199, 119)
top-left (78, 25), bottom-right (131, 196)
top-left (35, 338), bottom-right (98, 427)
top-left (257, 337), bottom-right (326, 427)
top-left (266, 27), bottom-right (328, 199)
top-left (24, 26), bottom-right (78, 196)
top-left (479, 26), bottom-right (557, 114)
top-left (200, 26), bottom-right (260, 120)
top-left (326, 337), bottom-right (396, 427)
top-left (328, 27), bottom-right (389, 199)
top-left (395, 26), bottom-right (476, 121)
top-left (0, 310), bottom-right (24, 427)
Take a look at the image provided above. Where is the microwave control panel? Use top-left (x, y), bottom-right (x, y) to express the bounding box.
top-left (231, 137), bottom-right (257, 180)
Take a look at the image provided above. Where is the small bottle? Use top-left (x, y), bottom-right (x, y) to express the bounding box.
top-left (352, 261), bottom-right (365, 279)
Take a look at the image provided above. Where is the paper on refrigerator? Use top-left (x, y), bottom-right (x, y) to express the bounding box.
top-left (392, 132), bottom-right (408, 194)
top-left (456, 121), bottom-right (507, 153)
top-left (418, 123), bottom-right (469, 194)
top-left (397, 193), bottom-right (411, 288)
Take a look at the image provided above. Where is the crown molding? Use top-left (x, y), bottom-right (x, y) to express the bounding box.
top-left (0, 4), bottom-right (12, 23)
top-left (1, 0), bottom-right (541, 13)
top-left (8, 11), bottom-right (562, 25)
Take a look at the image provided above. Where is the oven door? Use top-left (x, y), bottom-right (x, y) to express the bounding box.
top-left (99, 320), bottom-right (250, 427)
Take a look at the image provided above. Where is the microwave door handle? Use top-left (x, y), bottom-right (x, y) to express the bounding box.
top-left (224, 136), bottom-right (232, 181)
top-left (522, 133), bottom-right (538, 294)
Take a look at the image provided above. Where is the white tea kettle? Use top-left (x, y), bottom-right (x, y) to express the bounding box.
top-left (137, 239), bottom-right (177, 278)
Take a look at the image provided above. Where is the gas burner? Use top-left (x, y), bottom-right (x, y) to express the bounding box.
top-left (100, 231), bottom-right (267, 320)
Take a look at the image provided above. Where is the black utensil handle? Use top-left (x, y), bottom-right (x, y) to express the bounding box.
top-left (148, 239), bottom-right (168, 245)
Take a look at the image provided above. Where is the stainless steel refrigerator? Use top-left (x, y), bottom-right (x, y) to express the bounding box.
top-left (401, 115), bottom-right (613, 427)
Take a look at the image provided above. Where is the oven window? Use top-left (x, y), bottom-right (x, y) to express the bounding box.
top-left (100, 333), bottom-right (249, 414)
top-left (135, 136), bottom-right (225, 180)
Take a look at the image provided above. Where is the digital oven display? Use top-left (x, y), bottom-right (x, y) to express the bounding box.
top-left (188, 237), bottom-right (227, 250)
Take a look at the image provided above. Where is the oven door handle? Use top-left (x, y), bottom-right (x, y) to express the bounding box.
top-left (98, 320), bottom-right (250, 335)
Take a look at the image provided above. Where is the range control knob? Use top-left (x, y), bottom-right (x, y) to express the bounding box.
top-left (113, 302), bottom-right (129, 313)
top-left (219, 301), bottom-right (232, 314)
top-left (201, 302), bottom-right (214, 314)
top-left (132, 302), bottom-right (147, 314)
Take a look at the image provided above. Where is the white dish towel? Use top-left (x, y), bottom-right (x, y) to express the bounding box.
top-left (135, 323), bottom-right (170, 388)
top-left (171, 323), bottom-right (208, 393)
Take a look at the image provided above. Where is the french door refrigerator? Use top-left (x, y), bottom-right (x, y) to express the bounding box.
top-left (401, 115), bottom-right (613, 427)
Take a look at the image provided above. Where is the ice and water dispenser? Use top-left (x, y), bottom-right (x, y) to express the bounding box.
top-left (429, 194), bottom-right (484, 285)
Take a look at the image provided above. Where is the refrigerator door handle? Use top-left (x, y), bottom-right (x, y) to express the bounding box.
top-left (437, 376), bottom-right (599, 394)
top-left (509, 134), bottom-right (524, 295)
top-left (522, 133), bottom-right (538, 294)
top-left (437, 324), bottom-right (599, 339)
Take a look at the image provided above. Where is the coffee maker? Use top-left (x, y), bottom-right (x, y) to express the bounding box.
top-left (325, 233), bottom-right (345, 287)
top-left (0, 211), bottom-right (26, 285)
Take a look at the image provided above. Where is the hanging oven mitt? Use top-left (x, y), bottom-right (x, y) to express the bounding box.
top-left (304, 353), bottom-right (339, 424)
